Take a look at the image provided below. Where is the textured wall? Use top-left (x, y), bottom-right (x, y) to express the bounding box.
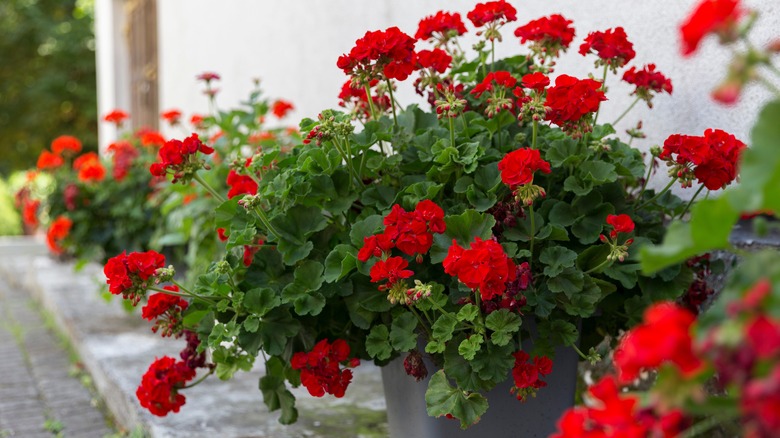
top-left (157, 0), bottom-right (780, 192)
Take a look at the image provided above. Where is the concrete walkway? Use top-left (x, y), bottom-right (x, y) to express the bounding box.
top-left (0, 237), bottom-right (388, 437)
top-left (0, 239), bottom-right (113, 437)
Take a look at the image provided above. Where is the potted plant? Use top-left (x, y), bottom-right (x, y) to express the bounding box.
top-left (99, 1), bottom-right (754, 435)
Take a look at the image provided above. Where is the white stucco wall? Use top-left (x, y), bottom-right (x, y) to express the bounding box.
top-left (155, 0), bottom-right (779, 191)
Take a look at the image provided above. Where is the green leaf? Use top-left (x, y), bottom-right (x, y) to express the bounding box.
top-left (561, 278), bottom-right (601, 317)
top-left (580, 161), bottom-right (618, 184)
top-left (431, 313), bottom-right (458, 344)
top-left (458, 336), bottom-right (484, 361)
top-left (243, 316), bottom-right (260, 333)
top-left (732, 100), bottom-right (780, 212)
top-left (281, 260), bottom-right (326, 316)
top-left (360, 185), bottom-right (397, 210)
top-left (349, 215), bottom-right (383, 247)
top-left (539, 246), bottom-right (578, 277)
top-left (390, 313), bottom-right (419, 352)
top-left (603, 263), bottom-right (641, 289)
top-left (243, 288), bottom-right (280, 316)
top-left (547, 267), bottom-right (585, 297)
top-left (485, 309), bottom-right (522, 346)
top-left (470, 342), bottom-right (515, 383)
top-left (270, 205), bottom-right (329, 265)
top-left (640, 196), bottom-right (738, 273)
top-left (430, 210), bottom-right (496, 264)
top-left (526, 286), bottom-right (556, 318)
top-left (324, 245), bottom-right (358, 282)
top-left (425, 370), bottom-right (489, 430)
top-left (548, 201), bottom-right (579, 227)
top-left (537, 319), bottom-right (579, 347)
top-left (257, 308), bottom-right (301, 356)
top-left (259, 357), bottom-right (299, 424)
top-left (546, 137), bottom-right (580, 168)
top-left (571, 203), bottom-right (612, 244)
top-left (576, 244), bottom-right (611, 273)
top-left (456, 303), bottom-right (479, 322)
top-left (366, 325), bottom-right (392, 360)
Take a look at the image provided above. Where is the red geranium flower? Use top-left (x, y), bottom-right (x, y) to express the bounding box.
top-left (511, 351), bottom-right (553, 401)
top-left (416, 49), bottom-right (452, 74)
top-left (142, 285), bottom-right (189, 337)
top-left (22, 199), bottom-right (40, 228)
top-left (337, 79), bottom-right (391, 120)
top-left (498, 147), bottom-right (552, 188)
top-left (51, 135), bottom-right (82, 155)
top-left (369, 256), bottom-right (414, 290)
top-left (108, 141), bottom-right (139, 181)
top-left (271, 100), bottom-right (295, 119)
top-left (140, 130), bottom-right (166, 147)
top-left (415, 11), bottom-right (467, 42)
top-left (520, 72), bottom-right (550, 92)
top-left (606, 214), bottom-right (635, 234)
top-left (104, 250), bottom-right (166, 305)
top-left (357, 234), bottom-right (394, 262)
top-left (226, 170), bottom-right (258, 199)
top-left (46, 216), bottom-right (72, 255)
top-left (73, 152), bottom-right (106, 183)
top-left (579, 27), bottom-right (636, 69)
top-left (196, 72), bottom-right (220, 82)
top-left (622, 64), bottom-right (673, 107)
top-left (467, 1), bottom-right (517, 28)
top-left (660, 129), bottom-right (745, 190)
top-left (161, 109), bottom-right (182, 125)
top-left (36, 150), bottom-right (64, 170)
top-left (544, 75), bottom-right (607, 137)
top-left (136, 356), bottom-right (196, 416)
top-left (514, 14), bottom-right (575, 58)
top-left (614, 302), bottom-right (703, 383)
top-left (190, 114), bottom-right (206, 129)
top-left (337, 27), bottom-right (417, 84)
top-left (149, 133), bottom-right (215, 183)
top-left (103, 109), bottom-right (129, 126)
top-left (680, 0), bottom-right (742, 56)
top-left (290, 339), bottom-right (359, 398)
top-left (443, 237), bottom-right (516, 301)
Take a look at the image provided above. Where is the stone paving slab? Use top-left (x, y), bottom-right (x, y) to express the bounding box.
top-left (0, 238), bottom-right (388, 438)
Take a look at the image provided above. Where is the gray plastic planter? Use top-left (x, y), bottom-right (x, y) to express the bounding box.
top-left (380, 341), bottom-right (578, 438)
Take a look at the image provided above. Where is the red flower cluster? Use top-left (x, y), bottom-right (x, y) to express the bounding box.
top-left (510, 351), bottom-right (553, 401)
top-left (416, 49), bottom-right (452, 74)
top-left (290, 339), bottom-right (359, 398)
top-left (552, 375), bottom-right (688, 438)
top-left (149, 134), bottom-right (215, 183)
top-left (415, 11), bottom-right (467, 42)
top-left (63, 183), bottom-right (79, 211)
top-left (108, 141), bottom-right (140, 181)
top-left (471, 71), bottom-right (517, 98)
top-left (606, 214), bottom-right (634, 236)
top-left (498, 148), bottom-right (551, 189)
top-left (443, 237), bottom-right (517, 301)
top-left (103, 109), bottom-right (129, 127)
top-left (360, 201), bottom-right (446, 263)
top-left (579, 27), bottom-right (636, 69)
top-left (622, 64), bottom-right (673, 107)
top-left (190, 114), bottom-right (205, 129)
top-left (660, 128), bottom-right (746, 190)
top-left (46, 216), bottom-right (72, 255)
top-left (142, 285), bottom-right (188, 338)
top-left (369, 257), bottom-right (414, 291)
top-left (680, 0), bottom-right (742, 56)
top-left (136, 356), bottom-right (196, 416)
top-left (520, 73), bottom-right (550, 92)
top-left (161, 109), bottom-right (182, 125)
top-left (614, 302), bottom-right (702, 383)
top-left (226, 170), bottom-right (258, 199)
top-left (514, 14), bottom-right (575, 58)
top-left (51, 135), bottom-right (82, 155)
top-left (22, 199), bottom-right (40, 228)
top-left (196, 72), bottom-right (220, 82)
top-left (73, 152), bottom-right (106, 183)
top-left (544, 75), bottom-right (606, 137)
top-left (140, 130), bottom-right (166, 147)
top-left (337, 27), bottom-right (417, 83)
top-left (466, 1), bottom-right (517, 28)
top-left (36, 150), bottom-right (64, 170)
top-left (271, 99), bottom-right (295, 119)
top-left (104, 250), bottom-right (167, 305)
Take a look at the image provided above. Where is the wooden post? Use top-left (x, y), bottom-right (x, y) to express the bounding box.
top-left (125, 0), bottom-right (158, 131)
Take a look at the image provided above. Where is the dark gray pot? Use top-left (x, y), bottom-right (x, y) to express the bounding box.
top-left (380, 340), bottom-right (578, 438)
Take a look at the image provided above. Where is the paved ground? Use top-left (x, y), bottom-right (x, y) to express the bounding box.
top-left (0, 276), bottom-right (113, 437)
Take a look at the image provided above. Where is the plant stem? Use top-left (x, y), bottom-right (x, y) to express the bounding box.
top-left (592, 64), bottom-right (609, 126)
top-left (757, 74), bottom-right (780, 97)
top-left (426, 295), bottom-right (457, 321)
top-left (363, 84), bottom-right (379, 121)
top-left (531, 120), bottom-right (538, 149)
top-left (148, 285), bottom-right (217, 306)
top-left (634, 177), bottom-right (678, 210)
top-left (449, 116), bottom-right (456, 147)
top-left (332, 136), bottom-right (363, 188)
top-left (612, 96), bottom-right (641, 126)
top-left (342, 136), bottom-right (364, 186)
top-left (410, 307), bottom-right (433, 340)
top-left (584, 258), bottom-right (612, 275)
top-left (678, 184), bottom-right (706, 219)
top-left (571, 344), bottom-right (589, 361)
top-left (637, 160), bottom-right (654, 201)
top-left (529, 203), bottom-right (536, 264)
top-left (491, 39), bottom-right (495, 71)
top-left (252, 206), bottom-right (281, 242)
top-left (181, 368), bottom-right (215, 389)
top-left (192, 172), bottom-right (226, 203)
top-left (385, 78), bottom-right (398, 129)
top-left (678, 415), bottom-right (727, 438)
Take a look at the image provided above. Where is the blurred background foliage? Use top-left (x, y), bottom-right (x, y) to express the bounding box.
top-left (0, 0), bottom-right (98, 176)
